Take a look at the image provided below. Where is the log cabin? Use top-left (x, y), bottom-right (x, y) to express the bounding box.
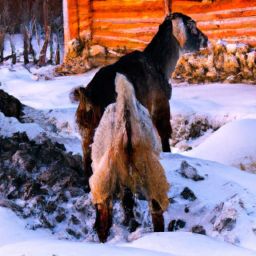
top-left (63, 0), bottom-right (256, 54)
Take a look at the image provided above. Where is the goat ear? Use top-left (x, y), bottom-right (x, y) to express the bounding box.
top-left (172, 17), bottom-right (187, 48)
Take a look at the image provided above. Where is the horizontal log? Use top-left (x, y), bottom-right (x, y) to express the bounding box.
top-left (92, 21), bottom-right (160, 31)
top-left (197, 16), bottom-right (256, 30)
top-left (92, 35), bottom-right (149, 50)
top-left (78, 0), bottom-right (90, 8)
top-left (172, 0), bottom-right (256, 14)
top-left (205, 28), bottom-right (256, 39)
top-left (210, 37), bottom-right (256, 47)
top-left (93, 10), bottom-right (164, 19)
top-left (191, 8), bottom-right (256, 22)
top-left (172, 0), bottom-right (207, 12)
top-left (173, 0), bottom-right (201, 2)
top-left (96, 27), bottom-right (158, 35)
top-left (79, 22), bottom-right (91, 32)
top-left (93, 0), bottom-right (164, 12)
top-left (93, 30), bottom-right (154, 42)
top-left (93, 17), bottom-right (163, 24)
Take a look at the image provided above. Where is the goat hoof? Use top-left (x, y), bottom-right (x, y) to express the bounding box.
top-left (152, 213), bottom-right (164, 232)
top-left (98, 233), bottom-right (108, 243)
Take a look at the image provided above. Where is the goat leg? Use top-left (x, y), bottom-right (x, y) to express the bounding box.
top-left (94, 201), bottom-right (113, 243)
top-left (82, 137), bottom-right (93, 191)
top-left (122, 188), bottom-right (140, 232)
top-left (152, 103), bottom-right (172, 152)
top-left (151, 199), bottom-right (165, 232)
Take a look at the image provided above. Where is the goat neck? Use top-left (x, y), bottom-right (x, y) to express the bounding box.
top-left (143, 18), bottom-right (180, 78)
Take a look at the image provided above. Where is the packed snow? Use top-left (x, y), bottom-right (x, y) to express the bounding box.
top-left (0, 64), bottom-right (256, 255)
top-left (185, 119), bottom-right (256, 172)
top-left (1, 206), bottom-right (255, 256)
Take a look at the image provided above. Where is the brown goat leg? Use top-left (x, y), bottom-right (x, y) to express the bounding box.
top-left (161, 137), bottom-right (171, 153)
top-left (151, 199), bottom-right (165, 232)
top-left (158, 119), bottom-right (172, 152)
top-left (94, 201), bottom-right (113, 243)
top-left (122, 188), bottom-right (140, 232)
top-left (82, 136), bottom-right (93, 191)
top-left (83, 151), bottom-right (92, 191)
top-left (152, 107), bottom-right (172, 152)
top-left (122, 188), bottom-right (135, 226)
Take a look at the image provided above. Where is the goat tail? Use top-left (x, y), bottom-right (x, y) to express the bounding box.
top-left (114, 73), bottom-right (141, 155)
top-left (115, 73), bottom-right (136, 107)
top-left (69, 86), bottom-right (86, 103)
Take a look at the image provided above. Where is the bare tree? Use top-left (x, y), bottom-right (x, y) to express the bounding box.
top-left (38, 25), bottom-right (51, 66)
top-left (21, 0), bottom-right (38, 64)
top-left (55, 41), bottom-right (60, 65)
top-left (21, 25), bottom-right (29, 64)
top-left (0, 0), bottom-right (63, 65)
top-left (26, 20), bottom-right (37, 64)
top-left (0, 26), bottom-right (5, 63)
top-left (0, 0), bottom-right (9, 63)
top-left (8, 30), bottom-right (17, 64)
top-left (38, 0), bottom-right (49, 66)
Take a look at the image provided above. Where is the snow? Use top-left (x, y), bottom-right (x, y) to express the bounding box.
top-left (123, 232), bottom-right (256, 256)
top-left (0, 64), bottom-right (96, 109)
top-left (0, 207), bottom-right (51, 247)
top-left (1, 64), bottom-right (256, 255)
top-left (1, 200), bottom-right (256, 256)
top-left (0, 112), bottom-right (43, 139)
top-left (185, 119), bottom-right (256, 172)
top-left (161, 154), bottom-right (256, 251)
top-left (170, 82), bottom-right (256, 172)
top-left (171, 83), bottom-right (256, 121)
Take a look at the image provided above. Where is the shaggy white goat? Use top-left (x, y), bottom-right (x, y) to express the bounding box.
top-left (90, 73), bottom-right (170, 242)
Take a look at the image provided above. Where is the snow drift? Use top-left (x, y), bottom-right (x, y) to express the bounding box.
top-left (185, 119), bottom-right (256, 172)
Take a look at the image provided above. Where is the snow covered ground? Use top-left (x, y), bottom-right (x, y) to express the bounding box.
top-left (1, 206), bottom-right (255, 256)
top-left (171, 82), bottom-right (256, 172)
top-left (1, 64), bottom-right (256, 255)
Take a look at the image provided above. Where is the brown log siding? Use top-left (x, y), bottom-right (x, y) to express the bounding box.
top-left (64, 0), bottom-right (256, 53)
top-left (172, 0), bottom-right (256, 46)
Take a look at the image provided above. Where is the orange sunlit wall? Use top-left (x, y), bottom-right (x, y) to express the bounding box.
top-left (63, 0), bottom-right (171, 52)
top-left (63, 0), bottom-right (256, 53)
top-left (172, 0), bottom-right (256, 46)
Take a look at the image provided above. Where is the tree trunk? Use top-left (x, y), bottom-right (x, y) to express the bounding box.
top-left (38, 0), bottom-right (50, 66)
top-left (55, 42), bottom-right (60, 65)
top-left (0, 28), bottom-right (5, 63)
top-left (48, 33), bottom-right (54, 64)
top-left (22, 27), bottom-right (29, 64)
top-left (9, 34), bottom-right (16, 65)
top-left (38, 26), bottom-right (51, 66)
top-left (28, 35), bottom-right (37, 64)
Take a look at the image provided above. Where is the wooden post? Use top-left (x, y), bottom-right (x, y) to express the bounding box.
top-left (164, 0), bottom-right (172, 15)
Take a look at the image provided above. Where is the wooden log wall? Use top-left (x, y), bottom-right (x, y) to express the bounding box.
top-left (91, 0), bottom-right (168, 51)
top-left (63, 0), bottom-right (256, 54)
top-left (63, 0), bottom-right (92, 47)
top-left (64, 0), bottom-right (171, 52)
top-left (172, 0), bottom-right (256, 46)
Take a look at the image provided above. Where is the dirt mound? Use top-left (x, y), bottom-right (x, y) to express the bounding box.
top-left (0, 89), bottom-right (24, 120)
top-left (55, 38), bottom-right (124, 75)
top-left (0, 132), bottom-right (96, 240)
